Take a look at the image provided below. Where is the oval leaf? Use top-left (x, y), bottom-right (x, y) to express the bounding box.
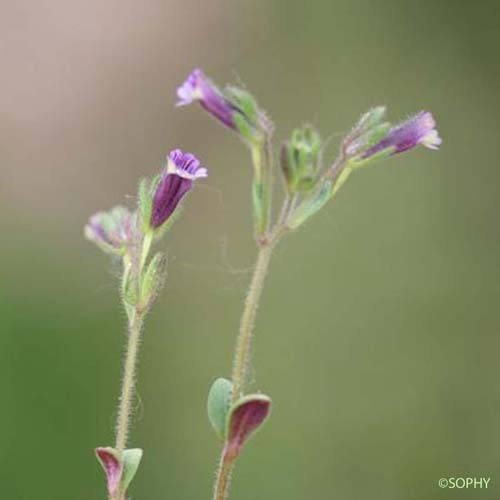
top-left (207, 378), bottom-right (233, 439)
top-left (225, 394), bottom-right (271, 459)
top-left (121, 448), bottom-right (143, 492)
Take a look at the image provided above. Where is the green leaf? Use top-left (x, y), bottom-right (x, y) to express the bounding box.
top-left (207, 378), bottom-right (233, 439)
top-left (120, 448), bottom-right (143, 492)
top-left (354, 106), bottom-right (387, 134)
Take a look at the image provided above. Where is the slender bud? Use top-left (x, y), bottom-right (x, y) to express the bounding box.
top-left (177, 68), bottom-right (269, 144)
top-left (362, 111), bottom-right (441, 159)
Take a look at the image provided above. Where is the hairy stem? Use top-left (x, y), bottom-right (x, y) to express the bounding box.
top-left (115, 308), bottom-right (144, 453)
top-left (230, 243), bottom-right (274, 404)
top-left (213, 445), bottom-right (235, 500)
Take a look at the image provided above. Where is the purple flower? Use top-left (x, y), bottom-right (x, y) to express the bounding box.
top-left (363, 111), bottom-right (441, 158)
top-left (150, 149), bottom-right (207, 229)
top-left (85, 206), bottom-right (136, 254)
top-left (176, 68), bottom-right (237, 129)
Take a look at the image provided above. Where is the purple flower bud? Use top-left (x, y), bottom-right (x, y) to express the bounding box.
top-left (363, 111), bottom-right (441, 158)
top-left (177, 68), bottom-right (237, 129)
top-left (150, 149), bottom-right (207, 229)
top-left (85, 206), bottom-right (136, 254)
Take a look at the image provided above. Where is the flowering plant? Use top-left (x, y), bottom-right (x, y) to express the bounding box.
top-left (86, 149), bottom-right (207, 500)
top-left (86, 68), bottom-right (440, 500)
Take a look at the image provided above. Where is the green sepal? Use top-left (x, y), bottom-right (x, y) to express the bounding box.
top-left (346, 122), bottom-right (391, 156)
top-left (233, 113), bottom-right (255, 143)
top-left (350, 146), bottom-right (396, 169)
top-left (288, 181), bottom-right (333, 230)
top-left (225, 86), bottom-right (259, 126)
top-left (140, 252), bottom-right (166, 310)
top-left (296, 176), bottom-right (317, 192)
top-left (207, 378), bottom-right (233, 439)
top-left (331, 167), bottom-right (353, 198)
top-left (120, 448), bottom-right (143, 493)
top-left (252, 178), bottom-right (269, 238)
top-left (280, 142), bottom-right (296, 191)
top-left (138, 175), bottom-right (161, 232)
top-left (138, 178), bottom-right (151, 227)
top-left (354, 106), bottom-right (387, 135)
top-left (122, 264), bottom-right (139, 307)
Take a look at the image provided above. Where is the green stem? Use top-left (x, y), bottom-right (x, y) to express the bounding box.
top-left (230, 241), bottom-right (274, 404)
top-left (212, 445), bottom-right (235, 500)
top-left (115, 308), bottom-right (144, 453)
top-left (140, 231), bottom-right (153, 272)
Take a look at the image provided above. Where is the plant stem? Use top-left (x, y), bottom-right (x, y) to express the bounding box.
top-left (115, 308), bottom-right (144, 453)
top-left (213, 445), bottom-right (235, 500)
top-left (230, 242), bottom-right (274, 404)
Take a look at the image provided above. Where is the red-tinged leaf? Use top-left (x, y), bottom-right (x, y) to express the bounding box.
top-left (226, 394), bottom-right (271, 459)
top-left (95, 447), bottom-right (122, 496)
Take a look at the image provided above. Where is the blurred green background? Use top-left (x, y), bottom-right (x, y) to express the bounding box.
top-left (1, 0), bottom-right (499, 499)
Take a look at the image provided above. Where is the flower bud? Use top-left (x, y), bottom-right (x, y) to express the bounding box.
top-left (177, 69), bottom-right (269, 143)
top-left (362, 111), bottom-right (441, 159)
top-left (85, 206), bottom-right (136, 256)
top-left (281, 125), bottom-right (321, 193)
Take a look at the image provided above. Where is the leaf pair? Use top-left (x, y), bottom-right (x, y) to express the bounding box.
top-left (95, 447), bottom-right (143, 498)
top-left (207, 378), bottom-right (271, 459)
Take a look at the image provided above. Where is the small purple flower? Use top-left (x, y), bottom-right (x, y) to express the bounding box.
top-left (85, 206), bottom-right (136, 254)
top-left (363, 111), bottom-right (441, 158)
top-left (177, 68), bottom-right (237, 129)
top-left (150, 149), bottom-right (207, 229)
